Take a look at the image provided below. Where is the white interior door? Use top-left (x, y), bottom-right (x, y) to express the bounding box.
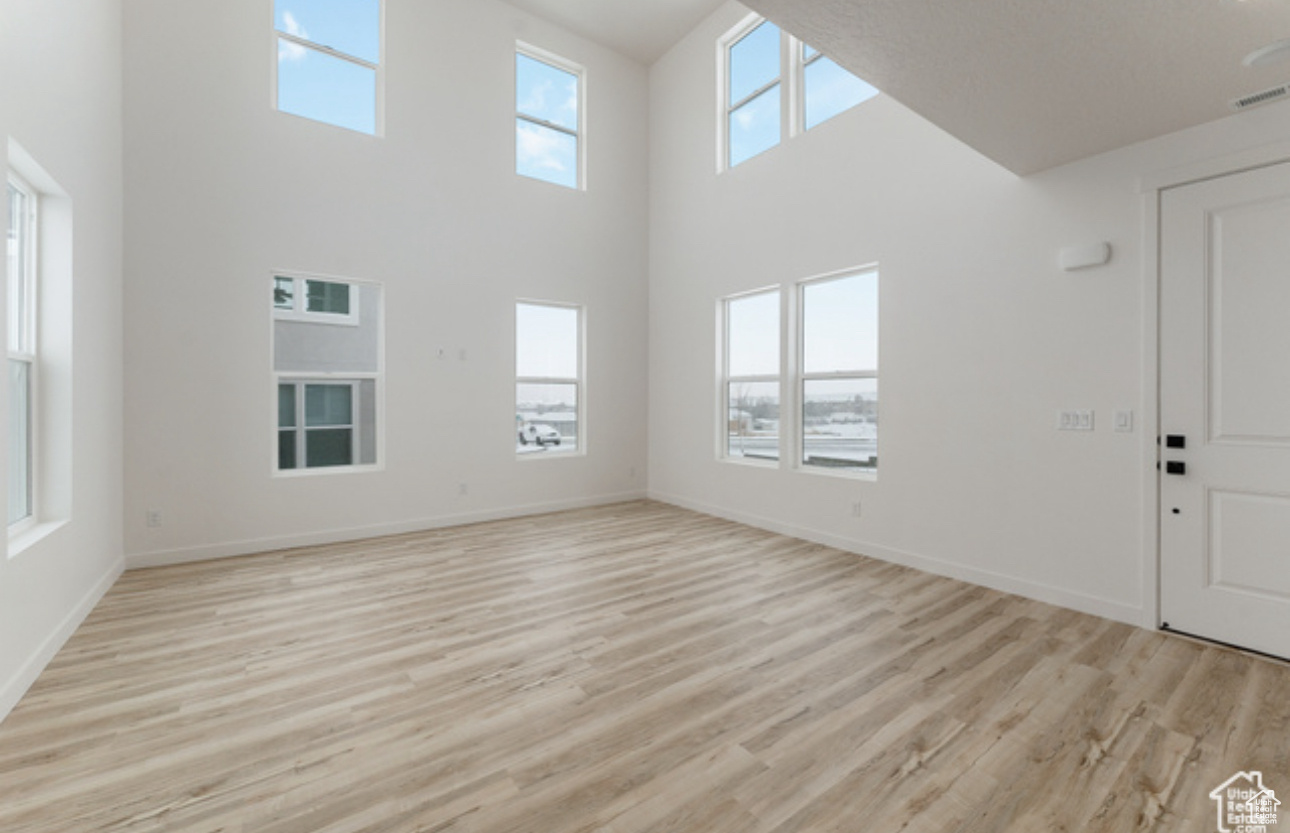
top-left (1160, 161), bottom-right (1290, 660)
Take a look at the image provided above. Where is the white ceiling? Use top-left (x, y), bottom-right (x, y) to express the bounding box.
top-left (503, 0), bottom-right (727, 65)
top-left (509, 0), bottom-right (1290, 174)
top-left (743, 0), bottom-right (1290, 174)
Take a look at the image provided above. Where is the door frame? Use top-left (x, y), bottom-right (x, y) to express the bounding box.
top-left (1142, 140), bottom-right (1290, 633)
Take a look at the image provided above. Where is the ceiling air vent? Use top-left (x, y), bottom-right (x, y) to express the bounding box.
top-left (1231, 84), bottom-right (1290, 111)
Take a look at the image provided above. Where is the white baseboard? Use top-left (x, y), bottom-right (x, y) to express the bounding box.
top-left (649, 490), bottom-right (1150, 629)
top-left (0, 557), bottom-right (124, 724)
top-left (126, 491), bottom-right (650, 570)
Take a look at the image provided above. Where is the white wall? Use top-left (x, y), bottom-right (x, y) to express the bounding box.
top-left (123, 0), bottom-right (650, 566)
top-left (647, 1), bottom-right (1290, 627)
top-left (0, 0), bottom-right (126, 719)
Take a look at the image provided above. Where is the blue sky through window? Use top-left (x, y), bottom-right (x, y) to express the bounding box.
top-left (517, 54), bottom-right (579, 129)
top-left (729, 21), bottom-right (780, 104)
top-left (728, 291), bottom-right (779, 378)
top-left (275, 0), bottom-right (379, 63)
top-left (517, 303), bottom-right (579, 379)
top-left (516, 52), bottom-right (580, 188)
top-left (805, 56), bottom-right (879, 130)
top-left (803, 273), bottom-right (878, 373)
top-left (275, 0), bottom-right (379, 134)
top-left (729, 87), bottom-right (781, 169)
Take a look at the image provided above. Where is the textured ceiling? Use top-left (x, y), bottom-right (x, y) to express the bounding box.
top-left (503, 0), bottom-right (727, 65)
top-left (742, 0), bottom-right (1290, 174)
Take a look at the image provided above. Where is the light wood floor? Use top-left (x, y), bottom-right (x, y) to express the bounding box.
top-left (1, 501), bottom-right (1287, 832)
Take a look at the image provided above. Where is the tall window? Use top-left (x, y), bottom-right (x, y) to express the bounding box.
top-left (724, 19), bottom-right (782, 169)
top-left (516, 301), bottom-right (582, 455)
top-left (6, 174), bottom-right (35, 527)
top-left (272, 274), bottom-right (382, 472)
top-left (516, 44), bottom-right (584, 190)
top-left (274, 0), bottom-right (382, 135)
top-left (720, 15), bottom-right (878, 170)
top-left (800, 270), bottom-right (878, 470)
top-left (723, 289), bottom-right (780, 462)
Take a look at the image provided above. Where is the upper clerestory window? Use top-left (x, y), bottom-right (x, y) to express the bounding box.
top-left (516, 43), bottom-right (585, 191)
top-left (719, 14), bottom-right (879, 171)
top-left (274, 0), bottom-right (383, 135)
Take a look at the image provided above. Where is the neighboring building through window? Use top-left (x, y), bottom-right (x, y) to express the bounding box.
top-left (516, 44), bottom-right (584, 190)
top-left (6, 174), bottom-right (35, 528)
top-left (800, 269), bottom-right (878, 470)
top-left (272, 274), bottom-right (382, 473)
top-left (722, 289), bottom-right (780, 462)
top-left (274, 0), bottom-right (382, 135)
top-left (274, 274), bottom-right (358, 325)
top-left (516, 301), bottom-right (582, 454)
top-left (720, 14), bottom-right (878, 170)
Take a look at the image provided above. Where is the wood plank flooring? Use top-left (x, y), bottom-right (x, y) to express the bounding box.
top-left (1, 500), bottom-right (1287, 832)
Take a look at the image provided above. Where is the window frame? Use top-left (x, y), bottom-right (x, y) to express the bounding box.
top-left (6, 170), bottom-right (37, 534)
top-left (796, 266), bottom-right (879, 477)
top-left (719, 286), bottom-right (783, 467)
top-left (272, 274), bottom-right (360, 326)
top-left (720, 16), bottom-right (784, 171)
top-left (717, 267), bottom-right (879, 478)
top-left (271, 0), bottom-right (385, 136)
top-left (270, 272), bottom-right (383, 478)
top-left (515, 42), bottom-right (587, 191)
top-left (718, 14), bottom-right (877, 172)
top-left (277, 378), bottom-right (364, 471)
top-left (515, 299), bottom-right (585, 459)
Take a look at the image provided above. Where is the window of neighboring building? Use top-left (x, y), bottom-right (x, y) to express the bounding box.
top-left (274, 0), bottom-right (382, 135)
top-left (6, 173), bottom-right (35, 528)
top-left (719, 14), bottom-right (877, 170)
top-left (278, 380), bottom-right (359, 470)
top-left (516, 44), bottom-right (584, 190)
top-left (272, 274), bottom-right (381, 474)
top-left (800, 269), bottom-right (878, 471)
top-left (516, 301), bottom-right (582, 455)
top-left (273, 274), bottom-right (358, 325)
top-left (722, 288), bottom-right (780, 462)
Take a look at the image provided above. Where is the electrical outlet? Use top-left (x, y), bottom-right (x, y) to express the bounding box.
top-left (145, 510), bottom-right (162, 528)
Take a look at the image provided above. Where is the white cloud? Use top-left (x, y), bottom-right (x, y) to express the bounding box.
top-left (562, 79), bottom-right (578, 121)
top-left (517, 122), bottom-right (568, 173)
top-left (278, 10), bottom-right (309, 62)
top-left (518, 79), bottom-right (552, 119)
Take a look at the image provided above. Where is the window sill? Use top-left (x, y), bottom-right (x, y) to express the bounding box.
top-left (797, 464), bottom-right (878, 483)
top-left (274, 463), bottom-right (383, 479)
top-left (516, 447), bottom-right (585, 461)
top-left (8, 518), bottom-right (69, 560)
top-left (720, 455), bottom-right (781, 469)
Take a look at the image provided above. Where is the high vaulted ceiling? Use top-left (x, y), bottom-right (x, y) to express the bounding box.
top-left (504, 0), bottom-right (726, 65)
top-left (511, 0), bottom-right (1290, 176)
top-left (739, 0), bottom-right (1290, 174)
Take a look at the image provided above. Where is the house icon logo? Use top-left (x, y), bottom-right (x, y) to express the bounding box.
top-left (1210, 771), bottom-right (1280, 832)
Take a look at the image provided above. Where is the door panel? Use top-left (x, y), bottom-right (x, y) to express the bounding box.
top-left (1160, 162), bottom-right (1290, 659)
